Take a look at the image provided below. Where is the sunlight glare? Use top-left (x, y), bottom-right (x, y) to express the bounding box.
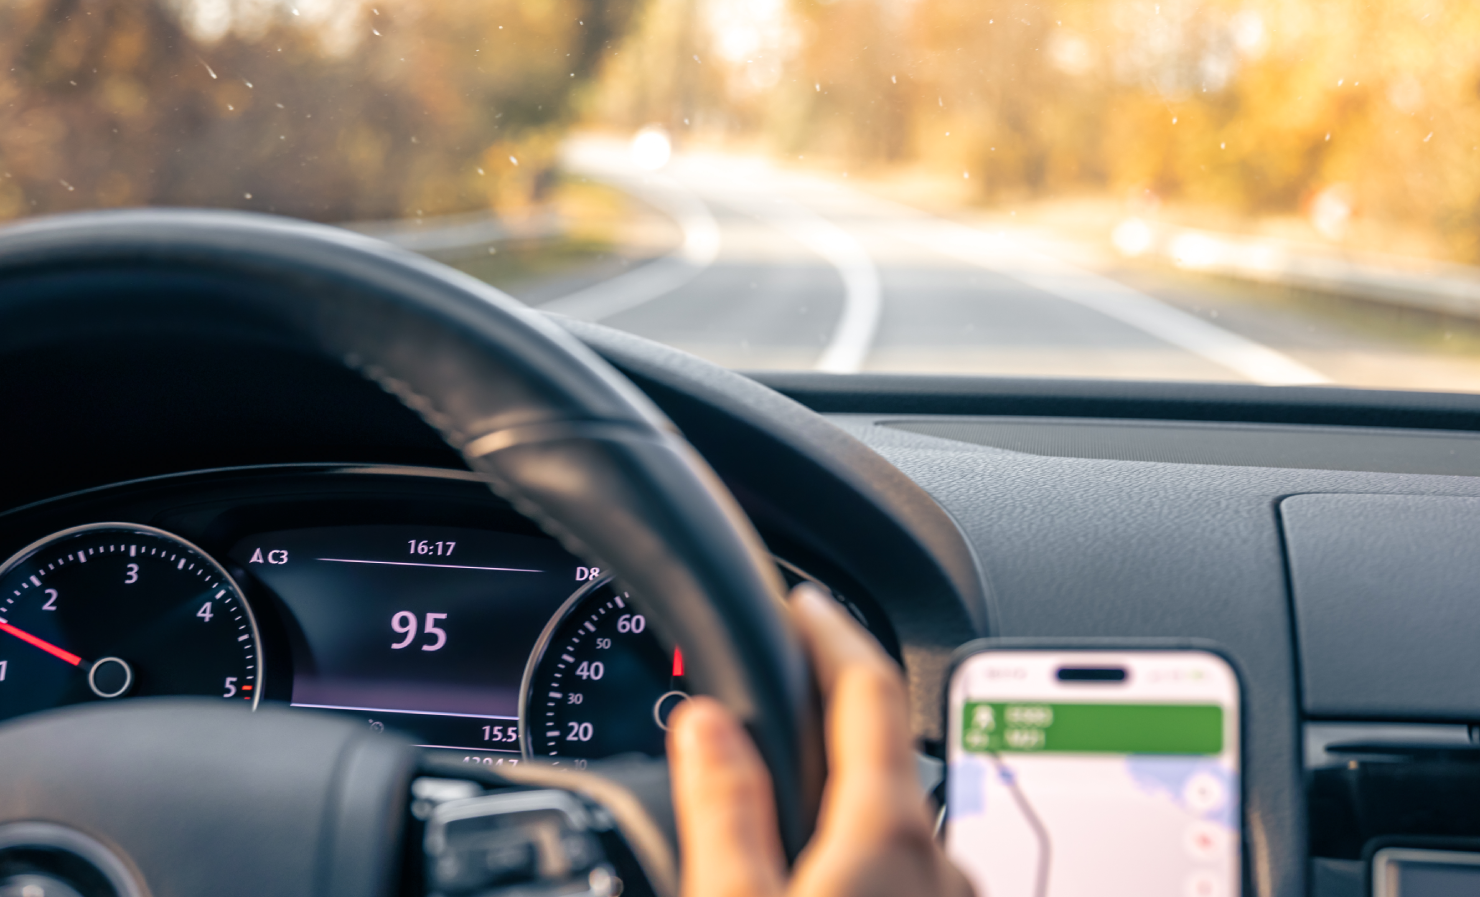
top-left (631, 126), bottom-right (673, 170)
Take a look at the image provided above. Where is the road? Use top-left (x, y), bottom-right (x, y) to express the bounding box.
top-left (476, 137), bottom-right (1480, 392)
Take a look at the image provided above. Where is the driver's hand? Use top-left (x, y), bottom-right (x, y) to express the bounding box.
top-left (667, 584), bottom-right (975, 897)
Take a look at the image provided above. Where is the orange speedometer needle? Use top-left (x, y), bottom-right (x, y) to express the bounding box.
top-left (0, 618), bottom-right (84, 666)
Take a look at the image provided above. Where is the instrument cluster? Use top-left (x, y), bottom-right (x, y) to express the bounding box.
top-left (0, 466), bottom-right (893, 769)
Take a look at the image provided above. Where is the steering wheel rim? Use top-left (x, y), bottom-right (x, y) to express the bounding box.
top-left (0, 209), bottom-right (821, 884)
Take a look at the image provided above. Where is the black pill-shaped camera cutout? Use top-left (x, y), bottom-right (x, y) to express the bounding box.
top-left (1055, 667), bottom-right (1127, 682)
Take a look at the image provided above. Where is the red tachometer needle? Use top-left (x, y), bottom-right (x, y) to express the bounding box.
top-left (0, 618), bottom-right (83, 666)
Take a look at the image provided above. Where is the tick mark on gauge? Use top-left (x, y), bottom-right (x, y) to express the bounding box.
top-left (584, 621), bottom-right (596, 632)
top-left (29, 576), bottom-right (39, 587)
top-left (614, 595), bottom-right (626, 608)
top-left (238, 634), bottom-right (250, 641)
top-left (549, 691), bottom-right (562, 698)
top-left (561, 654), bottom-right (574, 663)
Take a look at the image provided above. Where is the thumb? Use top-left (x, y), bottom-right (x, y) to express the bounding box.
top-left (668, 696), bottom-right (788, 897)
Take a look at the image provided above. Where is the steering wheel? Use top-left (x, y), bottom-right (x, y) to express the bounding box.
top-left (0, 210), bottom-right (822, 897)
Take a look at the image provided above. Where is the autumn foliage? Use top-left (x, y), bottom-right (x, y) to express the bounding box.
top-left (3, 0), bottom-right (1477, 263)
top-left (0, 0), bottom-right (635, 222)
top-left (601, 0), bottom-right (1480, 262)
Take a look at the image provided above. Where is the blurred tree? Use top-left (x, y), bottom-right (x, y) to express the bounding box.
top-left (614, 0), bottom-right (1478, 261)
top-left (0, 0), bottom-right (637, 222)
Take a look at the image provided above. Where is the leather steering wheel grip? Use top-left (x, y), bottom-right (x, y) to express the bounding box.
top-left (0, 209), bottom-right (823, 857)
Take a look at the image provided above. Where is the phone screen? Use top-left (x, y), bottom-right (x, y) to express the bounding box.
top-left (945, 649), bottom-right (1241, 897)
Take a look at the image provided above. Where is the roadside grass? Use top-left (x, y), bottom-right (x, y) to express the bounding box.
top-left (452, 174), bottom-right (678, 298)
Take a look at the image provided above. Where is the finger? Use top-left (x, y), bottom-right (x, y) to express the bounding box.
top-left (790, 585), bottom-right (917, 785)
top-left (787, 587), bottom-right (959, 896)
top-left (791, 583), bottom-right (932, 871)
top-left (789, 583), bottom-right (899, 697)
top-left (667, 696), bottom-right (787, 897)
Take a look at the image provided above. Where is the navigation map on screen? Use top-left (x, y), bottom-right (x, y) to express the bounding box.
top-left (946, 652), bottom-right (1240, 897)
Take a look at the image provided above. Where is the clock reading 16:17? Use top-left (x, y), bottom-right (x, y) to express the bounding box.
top-left (0, 523), bottom-right (262, 723)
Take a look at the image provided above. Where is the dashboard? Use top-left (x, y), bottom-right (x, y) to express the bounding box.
top-left (7, 308), bottom-right (1480, 897)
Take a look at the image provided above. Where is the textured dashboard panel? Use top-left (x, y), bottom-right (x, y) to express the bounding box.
top-left (1283, 493), bottom-right (1480, 720)
top-left (822, 414), bottom-right (1480, 897)
top-left (883, 417), bottom-right (1480, 476)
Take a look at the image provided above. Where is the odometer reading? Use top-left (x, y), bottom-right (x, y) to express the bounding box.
top-left (0, 523), bottom-right (262, 722)
top-left (521, 579), bottom-right (685, 762)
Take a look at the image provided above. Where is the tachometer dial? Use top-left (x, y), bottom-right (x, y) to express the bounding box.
top-left (0, 523), bottom-right (261, 723)
top-left (519, 578), bottom-right (682, 762)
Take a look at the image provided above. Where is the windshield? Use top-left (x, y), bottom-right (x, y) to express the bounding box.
top-left (4, 0), bottom-right (1477, 390)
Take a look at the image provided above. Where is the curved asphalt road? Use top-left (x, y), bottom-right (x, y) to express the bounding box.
top-left (523, 137), bottom-right (1336, 384)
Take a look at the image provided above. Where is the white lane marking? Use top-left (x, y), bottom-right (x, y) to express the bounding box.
top-left (713, 191), bottom-right (882, 373)
top-left (542, 142), bottom-right (719, 320)
top-left (548, 138), bottom-right (885, 368)
top-left (881, 217), bottom-right (1329, 386)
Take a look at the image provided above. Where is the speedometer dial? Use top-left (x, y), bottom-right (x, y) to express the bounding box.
top-left (0, 523), bottom-right (262, 723)
top-left (519, 578), bottom-right (683, 761)
top-left (521, 565), bottom-right (880, 763)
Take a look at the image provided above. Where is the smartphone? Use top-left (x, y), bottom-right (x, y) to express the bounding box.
top-left (944, 644), bottom-right (1242, 897)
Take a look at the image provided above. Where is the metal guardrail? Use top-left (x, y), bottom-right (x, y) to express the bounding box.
top-left (1127, 220), bottom-right (1480, 320)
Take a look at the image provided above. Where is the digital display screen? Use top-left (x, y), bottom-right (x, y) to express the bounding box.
top-left (231, 525), bottom-right (592, 758)
top-left (947, 651), bottom-right (1241, 897)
